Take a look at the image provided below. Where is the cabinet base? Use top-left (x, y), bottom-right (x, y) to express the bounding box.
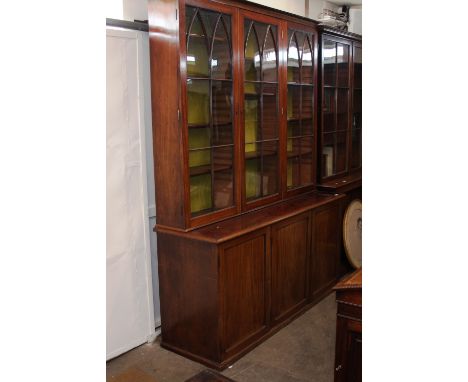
top-left (160, 284), bottom-right (337, 370)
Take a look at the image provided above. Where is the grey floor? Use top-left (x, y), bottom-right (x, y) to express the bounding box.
top-left (107, 292), bottom-right (337, 382)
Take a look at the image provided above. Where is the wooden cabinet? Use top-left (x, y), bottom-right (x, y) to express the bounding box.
top-left (334, 269), bottom-right (362, 382)
top-left (156, 193), bottom-right (345, 369)
top-left (149, 0), bottom-right (319, 230)
top-left (317, 28), bottom-right (362, 195)
top-left (148, 0), bottom-right (359, 371)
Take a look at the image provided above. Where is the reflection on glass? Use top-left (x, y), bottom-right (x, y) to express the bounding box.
top-left (244, 21), bottom-right (261, 81)
top-left (337, 43), bottom-right (349, 87)
top-left (212, 81), bottom-right (232, 126)
top-left (211, 16), bottom-right (232, 79)
top-left (335, 131), bottom-right (348, 173)
top-left (301, 35), bottom-right (313, 84)
top-left (245, 157), bottom-right (261, 200)
top-left (187, 12), bottom-right (210, 77)
top-left (287, 31), bottom-right (300, 83)
top-left (262, 26), bottom-right (278, 82)
top-left (350, 128), bottom-right (361, 169)
top-left (323, 40), bottom-right (336, 86)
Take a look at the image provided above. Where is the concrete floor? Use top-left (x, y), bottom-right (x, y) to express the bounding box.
top-left (107, 292), bottom-right (337, 382)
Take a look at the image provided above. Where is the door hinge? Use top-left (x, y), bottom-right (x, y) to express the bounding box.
top-left (177, 109), bottom-right (180, 121)
top-left (176, 9), bottom-right (178, 20)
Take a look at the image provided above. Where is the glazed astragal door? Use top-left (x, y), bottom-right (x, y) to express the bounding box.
top-left (320, 35), bottom-right (352, 181)
top-left (184, 2), bottom-right (238, 224)
top-left (286, 23), bottom-right (318, 194)
top-left (241, 11), bottom-right (282, 209)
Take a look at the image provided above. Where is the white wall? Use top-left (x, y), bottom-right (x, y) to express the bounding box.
top-left (106, 27), bottom-right (157, 360)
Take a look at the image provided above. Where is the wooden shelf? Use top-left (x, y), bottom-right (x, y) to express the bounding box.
top-left (287, 149), bottom-right (313, 158)
top-left (245, 149), bottom-right (278, 160)
top-left (190, 163), bottom-right (233, 176)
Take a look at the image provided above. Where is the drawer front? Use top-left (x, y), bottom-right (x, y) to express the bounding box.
top-left (219, 228), bottom-right (270, 357)
top-left (271, 213), bottom-right (310, 323)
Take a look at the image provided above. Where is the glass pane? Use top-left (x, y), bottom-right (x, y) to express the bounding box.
top-left (301, 118), bottom-right (313, 136)
top-left (262, 140), bottom-right (278, 196)
top-left (301, 85), bottom-right (313, 121)
top-left (337, 88), bottom-right (348, 131)
top-left (322, 133), bottom-right (334, 177)
top-left (350, 128), bottom-right (361, 169)
top-left (187, 12), bottom-right (210, 77)
top-left (287, 84), bottom-right (300, 122)
top-left (244, 83), bottom-right (260, 151)
top-left (212, 80), bottom-right (232, 135)
top-left (211, 16), bottom-right (232, 79)
top-left (288, 119), bottom-right (300, 139)
top-left (245, 157), bottom-right (261, 200)
top-left (262, 83), bottom-right (278, 140)
top-left (213, 146), bottom-right (233, 209)
top-left (300, 153), bottom-right (313, 186)
top-left (287, 157), bottom-right (300, 189)
top-left (262, 26), bottom-right (278, 82)
top-left (354, 46), bottom-right (362, 88)
top-left (244, 21), bottom-right (261, 81)
top-left (188, 127), bottom-right (210, 150)
top-left (301, 35), bottom-right (313, 84)
top-left (323, 40), bottom-right (336, 86)
top-left (337, 43), bottom-right (349, 87)
top-left (187, 79), bottom-right (209, 126)
top-left (288, 137), bottom-right (301, 158)
top-left (301, 135), bottom-right (313, 156)
top-left (335, 131), bottom-right (348, 173)
top-left (189, 148), bottom-right (211, 169)
top-left (190, 173), bottom-right (212, 214)
top-left (323, 88), bottom-right (335, 132)
top-left (287, 31), bottom-right (300, 83)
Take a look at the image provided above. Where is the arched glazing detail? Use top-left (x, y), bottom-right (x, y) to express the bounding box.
top-left (185, 6), bottom-right (234, 216)
top-left (286, 29), bottom-right (315, 190)
top-left (243, 19), bottom-right (279, 201)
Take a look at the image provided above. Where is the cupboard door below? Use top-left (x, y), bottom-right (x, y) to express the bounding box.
top-left (310, 203), bottom-right (341, 299)
top-left (271, 213), bottom-right (309, 323)
top-left (220, 229), bottom-right (270, 357)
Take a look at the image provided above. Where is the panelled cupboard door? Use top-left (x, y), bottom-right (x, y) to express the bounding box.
top-left (240, 10), bottom-right (283, 211)
top-left (285, 21), bottom-right (318, 197)
top-left (182, 0), bottom-right (240, 228)
top-left (310, 203), bottom-right (341, 299)
top-left (219, 228), bottom-right (270, 358)
top-left (271, 213), bottom-right (310, 323)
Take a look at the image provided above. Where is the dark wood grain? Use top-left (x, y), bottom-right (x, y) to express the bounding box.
top-left (310, 202), bottom-right (341, 299)
top-left (148, 0), bottom-right (186, 229)
top-left (157, 232), bottom-right (220, 361)
top-left (270, 213), bottom-right (309, 322)
top-left (220, 229), bottom-right (269, 357)
top-left (334, 269), bottom-right (362, 382)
